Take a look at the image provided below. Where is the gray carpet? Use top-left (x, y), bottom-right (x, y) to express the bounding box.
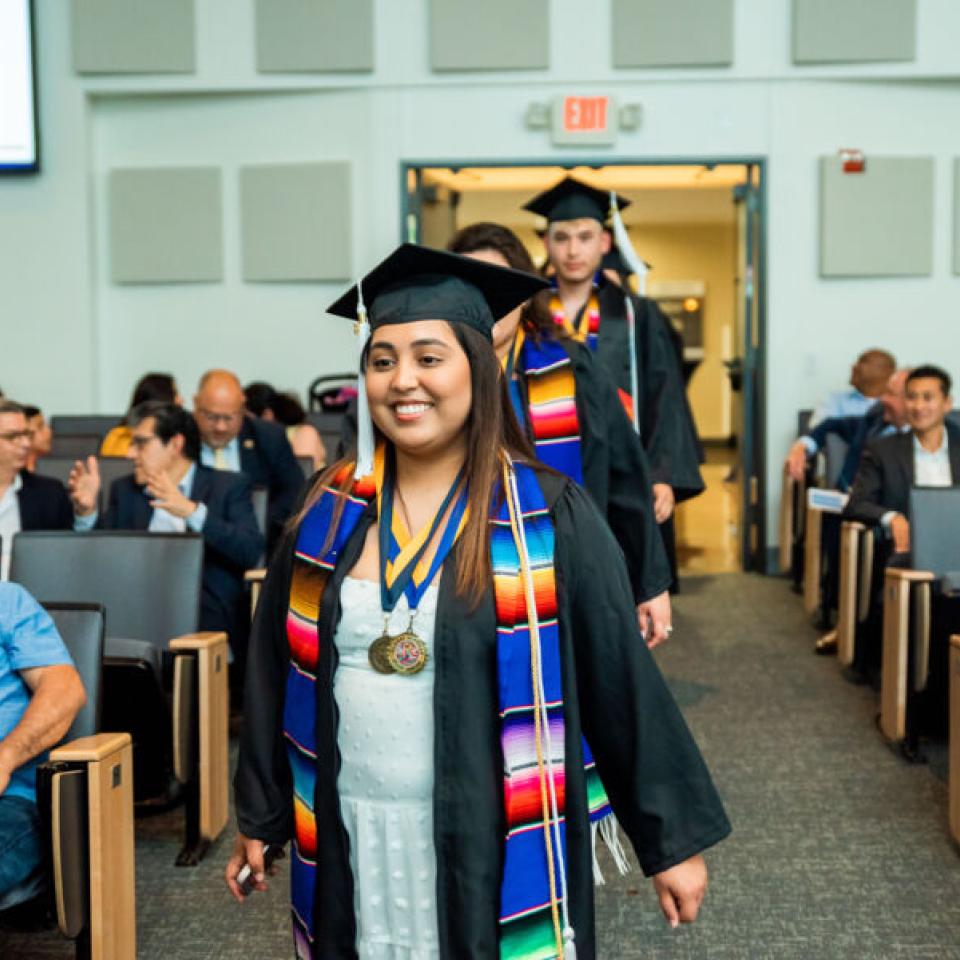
top-left (4, 573), bottom-right (959, 959)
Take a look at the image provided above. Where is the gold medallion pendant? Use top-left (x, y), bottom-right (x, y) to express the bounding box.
top-left (368, 629), bottom-right (429, 675)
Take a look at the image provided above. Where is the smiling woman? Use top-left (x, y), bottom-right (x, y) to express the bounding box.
top-left (228, 244), bottom-right (730, 960)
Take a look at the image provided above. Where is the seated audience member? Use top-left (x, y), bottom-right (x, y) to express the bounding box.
top-left (841, 366), bottom-right (960, 691)
top-left (843, 365), bottom-right (959, 551)
top-left (193, 370), bottom-right (304, 548)
top-left (809, 349), bottom-right (896, 428)
top-left (0, 582), bottom-right (86, 897)
top-left (100, 372), bottom-right (181, 457)
top-left (0, 400), bottom-right (73, 580)
top-left (21, 406), bottom-right (52, 473)
top-left (786, 369), bottom-right (910, 490)
top-left (69, 403), bottom-right (264, 665)
top-left (244, 381), bottom-right (326, 471)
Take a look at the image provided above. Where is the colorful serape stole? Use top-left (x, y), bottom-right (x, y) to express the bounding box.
top-left (514, 333), bottom-right (585, 486)
top-left (549, 289), bottom-right (600, 352)
top-left (493, 461), bottom-right (613, 960)
top-left (283, 458), bottom-right (615, 959)
top-left (282, 463), bottom-right (374, 959)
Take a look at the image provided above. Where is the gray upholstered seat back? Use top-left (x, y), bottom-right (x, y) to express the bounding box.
top-left (824, 434), bottom-right (850, 489)
top-left (909, 486), bottom-right (960, 577)
top-left (50, 414), bottom-right (122, 438)
top-left (11, 531), bottom-right (203, 652)
top-left (43, 603), bottom-right (105, 741)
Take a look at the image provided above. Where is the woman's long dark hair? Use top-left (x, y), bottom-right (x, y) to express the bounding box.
top-left (446, 222), bottom-right (560, 341)
top-left (291, 321), bottom-right (534, 605)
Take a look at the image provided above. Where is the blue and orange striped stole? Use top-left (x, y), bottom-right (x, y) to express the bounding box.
top-left (514, 335), bottom-right (584, 486)
top-left (283, 460), bottom-right (614, 959)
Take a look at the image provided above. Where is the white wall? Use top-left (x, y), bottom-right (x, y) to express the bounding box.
top-left (2, 0), bottom-right (960, 556)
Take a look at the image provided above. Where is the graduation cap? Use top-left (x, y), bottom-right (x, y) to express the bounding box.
top-left (523, 176), bottom-right (631, 225)
top-left (327, 243), bottom-right (548, 340)
top-left (327, 243), bottom-right (549, 478)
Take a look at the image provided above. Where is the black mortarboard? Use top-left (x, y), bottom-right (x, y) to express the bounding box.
top-left (523, 176), bottom-right (631, 225)
top-left (327, 243), bottom-right (549, 339)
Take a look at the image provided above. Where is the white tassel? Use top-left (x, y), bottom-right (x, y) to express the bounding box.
top-left (563, 926), bottom-right (578, 959)
top-left (608, 191), bottom-right (648, 296)
top-left (353, 280), bottom-right (374, 479)
top-left (599, 814), bottom-right (632, 877)
top-left (590, 820), bottom-right (605, 886)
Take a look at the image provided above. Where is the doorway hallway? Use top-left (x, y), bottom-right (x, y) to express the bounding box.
top-left (402, 161), bottom-right (766, 574)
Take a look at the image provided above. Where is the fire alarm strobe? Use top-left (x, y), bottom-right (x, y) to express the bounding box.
top-left (839, 148), bottom-right (866, 174)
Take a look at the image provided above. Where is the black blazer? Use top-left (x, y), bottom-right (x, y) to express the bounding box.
top-left (842, 421), bottom-right (960, 526)
top-left (236, 417), bottom-right (304, 549)
top-left (17, 470), bottom-right (73, 531)
top-left (101, 466), bottom-right (264, 647)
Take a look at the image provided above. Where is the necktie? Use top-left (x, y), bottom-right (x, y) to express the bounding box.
top-left (213, 447), bottom-right (229, 470)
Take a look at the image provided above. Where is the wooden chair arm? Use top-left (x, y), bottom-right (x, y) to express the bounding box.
top-left (51, 732), bottom-right (131, 764)
top-left (885, 568), bottom-right (936, 583)
top-left (244, 568), bottom-right (267, 584)
top-left (952, 634), bottom-right (960, 651)
top-left (170, 632), bottom-right (228, 652)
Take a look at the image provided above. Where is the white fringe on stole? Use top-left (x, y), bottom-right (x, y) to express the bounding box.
top-left (591, 814), bottom-right (633, 886)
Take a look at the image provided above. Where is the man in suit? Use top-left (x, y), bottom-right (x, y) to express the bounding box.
top-left (69, 402), bottom-right (264, 669)
top-left (0, 400), bottom-right (73, 580)
top-left (192, 370), bottom-right (304, 549)
top-left (843, 365), bottom-right (959, 549)
top-left (842, 366), bottom-right (959, 685)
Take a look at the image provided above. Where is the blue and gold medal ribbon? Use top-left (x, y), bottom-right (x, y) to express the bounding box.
top-left (375, 446), bottom-right (469, 614)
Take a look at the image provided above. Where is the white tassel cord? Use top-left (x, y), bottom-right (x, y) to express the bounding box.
top-left (609, 192), bottom-right (644, 436)
top-left (353, 279), bottom-right (375, 479)
top-left (504, 456), bottom-right (577, 959)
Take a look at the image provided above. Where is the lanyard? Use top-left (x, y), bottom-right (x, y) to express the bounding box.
top-left (377, 464), bottom-right (468, 615)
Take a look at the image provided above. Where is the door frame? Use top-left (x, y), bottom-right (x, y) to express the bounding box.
top-left (400, 155), bottom-right (769, 572)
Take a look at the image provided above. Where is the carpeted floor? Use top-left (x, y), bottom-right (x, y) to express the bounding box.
top-left (4, 573), bottom-right (959, 959)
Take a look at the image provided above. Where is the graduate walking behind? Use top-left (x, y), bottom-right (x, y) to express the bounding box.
top-left (226, 244), bottom-right (730, 959)
top-left (525, 177), bottom-right (705, 586)
top-left (448, 221), bottom-right (673, 646)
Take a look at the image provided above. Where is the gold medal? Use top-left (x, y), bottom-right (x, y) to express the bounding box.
top-left (368, 616), bottom-right (429, 675)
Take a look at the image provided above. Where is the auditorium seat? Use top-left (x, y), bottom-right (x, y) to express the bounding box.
top-left (0, 602), bottom-right (137, 960)
top-left (297, 455), bottom-right (315, 479)
top-left (950, 635), bottom-right (960, 845)
top-left (33, 457), bottom-right (134, 515)
top-left (50, 415), bottom-right (122, 440)
top-left (837, 521), bottom-right (878, 667)
top-left (879, 488), bottom-right (960, 749)
top-left (49, 435), bottom-right (101, 460)
top-left (250, 486), bottom-right (268, 567)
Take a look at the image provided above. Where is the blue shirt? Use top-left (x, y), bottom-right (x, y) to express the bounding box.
top-left (0, 583), bottom-right (74, 802)
top-left (809, 388), bottom-right (876, 429)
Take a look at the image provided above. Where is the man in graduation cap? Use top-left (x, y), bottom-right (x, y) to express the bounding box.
top-left (229, 243), bottom-right (729, 959)
top-left (525, 177), bottom-right (706, 587)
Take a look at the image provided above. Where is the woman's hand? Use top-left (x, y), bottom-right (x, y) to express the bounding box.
top-left (225, 833), bottom-right (273, 903)
top-left (651, 854), bottom-right (708, 927)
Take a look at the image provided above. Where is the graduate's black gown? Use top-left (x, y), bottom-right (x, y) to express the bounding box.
top-left (590, 279), bottom-right (705, 502)
top-left (512, 336), bottom-right (672, 603)
top-left (235, 467), bottom-right (730, 960)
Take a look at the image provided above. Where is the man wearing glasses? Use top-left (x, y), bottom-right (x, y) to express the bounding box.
top-left (0, 400), bottom-right (73, 580)
top-left (192, 370), bottom-right (304, 549)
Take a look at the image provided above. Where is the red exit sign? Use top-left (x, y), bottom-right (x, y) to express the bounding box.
top-left (562, 96), bottom-right (610, 133)
top-left (552, 96), bottom-right (617, 145)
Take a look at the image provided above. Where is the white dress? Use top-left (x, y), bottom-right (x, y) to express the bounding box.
top-left (333, 576), bottom-right (441, 960)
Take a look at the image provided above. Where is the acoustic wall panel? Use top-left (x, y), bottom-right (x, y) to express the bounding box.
top-left (240, 162), bottom-right (352, 282)
top-left (612, 0), bottom-right (734, 68)
top-left (819, 156), bottom-right (933, 277)
top-left (109, 168), bottom-right (223, 283)
top-left (793, 0), bottom-right (916, 64)
top-left (255, 0), bottom-right (374, 73)
top-left (430, 0), bottom-right (548, 71)
top-left (954, 160), bottom-right (960, 276)
top-left (73, 0), bottom-right (196, 74)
